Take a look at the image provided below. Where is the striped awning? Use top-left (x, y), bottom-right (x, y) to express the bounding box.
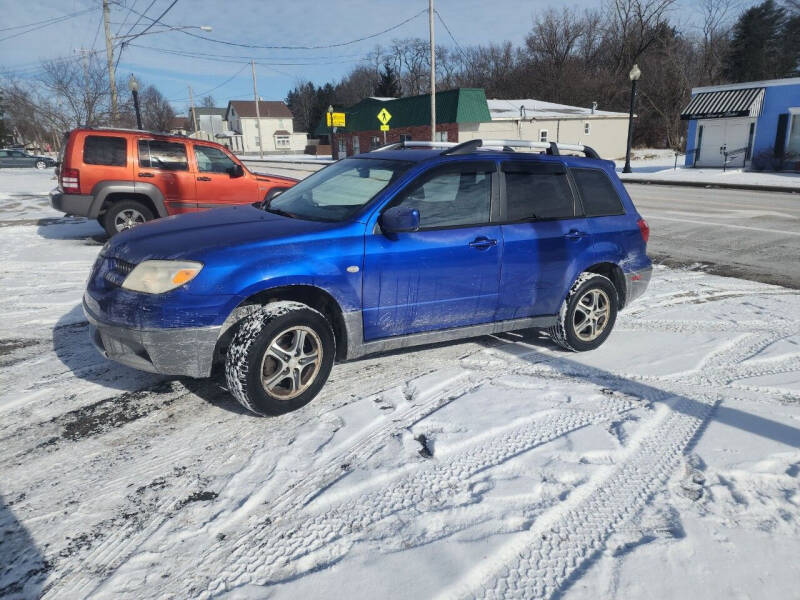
top-left (680, 87), bottom-right (765, 120)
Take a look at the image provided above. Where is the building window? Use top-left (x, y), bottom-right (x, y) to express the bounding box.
top-left (787, 110), bottom-right (800, 155)
top-left (584, 122), bottom-right (591, 135)
top-left (400, 134), bottom-right (412, 142)
top-left (435, 131), bottom-right (448, 142)
top-left (338, 138), bottom-right (347, 157)
top-left (254, 136), bottom-right (260, 146)
top-left (539, 129), bottom-right (548, 142)
top-left (275, 135), bottom-right (290, 148)
top-left (352, 136), bottom-right (360, 154)
top-left (370, 136), bottom-right (381, 149)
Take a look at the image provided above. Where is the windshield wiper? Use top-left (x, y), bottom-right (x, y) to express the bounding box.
top-left (265, 207), bottom-right (297, 219)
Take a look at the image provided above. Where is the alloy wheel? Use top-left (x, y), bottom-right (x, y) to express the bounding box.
top-left (573, 288), bottom-right (611, 342)
top-left (259, 325), bottom-right (323, 400)
top-left (114, 208), bottom-right (146, 232)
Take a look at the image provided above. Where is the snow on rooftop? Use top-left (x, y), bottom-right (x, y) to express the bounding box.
top-left (488, 98), bottom-right (627, 120)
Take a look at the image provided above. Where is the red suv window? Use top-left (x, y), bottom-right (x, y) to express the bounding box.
top-left (84, 135), bottom-right (126, 166)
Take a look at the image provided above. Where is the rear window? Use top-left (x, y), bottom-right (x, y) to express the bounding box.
top-left (138, 140), bottom-right (188, 171)
top-left (83, 135), bottom-right (126, 166)
top-left (571, 168), bottom-right (625, 217)
top-left (504, 163), bottom-right (574, 220)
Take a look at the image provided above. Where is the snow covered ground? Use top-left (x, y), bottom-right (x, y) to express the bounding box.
top-left (616, 149), bottom-right (800, 189)
top-left (1, 168), bottom-right (799, 599)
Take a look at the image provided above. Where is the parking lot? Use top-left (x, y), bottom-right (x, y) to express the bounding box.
top-left (1, 168), bottom-right (799, 599)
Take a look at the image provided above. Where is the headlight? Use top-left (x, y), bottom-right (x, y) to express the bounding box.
top-left (121, 260), bottom-right (203, 294)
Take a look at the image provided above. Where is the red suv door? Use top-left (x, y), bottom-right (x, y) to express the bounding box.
top-left (192, 143), bottom-right (259, 208)
top-left (136, 138), bottom-right (197, 214)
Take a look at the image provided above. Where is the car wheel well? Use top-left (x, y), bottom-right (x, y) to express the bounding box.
top-left (584, 262), bottom-right (626, 308)
top-left (100, 193), bottom-right (158, 218)
top-left (216, 285), bottom-right (348, 363)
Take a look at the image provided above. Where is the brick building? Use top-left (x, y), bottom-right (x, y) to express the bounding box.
top-left (315, 89), bottom-right (491, 159)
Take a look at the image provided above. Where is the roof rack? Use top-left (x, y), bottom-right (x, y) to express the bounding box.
top-left (373, 138), bottom-right (600, 159)
top-left (373, 141), bottom-right (456, 151)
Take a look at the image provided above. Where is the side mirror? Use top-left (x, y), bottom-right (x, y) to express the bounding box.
top-left (380, 206), bottom-right (420, 234)
top-left (228, 164), bottom-right (245, 178)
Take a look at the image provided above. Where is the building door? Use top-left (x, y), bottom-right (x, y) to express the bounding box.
top-left (695, 118), bottom-right (754, 168)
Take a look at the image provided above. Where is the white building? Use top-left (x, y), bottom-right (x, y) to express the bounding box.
top-left (224, 100), bottom-right (307, 154)
top-left (459, 99), bottom-right (631, 159)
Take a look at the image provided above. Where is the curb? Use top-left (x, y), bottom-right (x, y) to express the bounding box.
top-left (620, 177), bottom-right (799, 194)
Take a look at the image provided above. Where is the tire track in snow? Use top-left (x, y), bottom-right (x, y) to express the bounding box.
top-left (445, 388), bottom-right (720, 600)
top-left (186, 393), bottom-right (641, 597)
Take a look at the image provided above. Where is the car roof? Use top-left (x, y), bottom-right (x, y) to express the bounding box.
top-left (355, 147), bottom-right (614, 170)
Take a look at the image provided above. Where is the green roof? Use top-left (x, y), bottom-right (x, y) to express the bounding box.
top-left (313, 88), bottom-right (491, 135)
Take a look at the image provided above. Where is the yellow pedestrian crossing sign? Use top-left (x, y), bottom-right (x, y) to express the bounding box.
top-left (377, 108), bottom-right (392, 126)
top-left (380, 124), bottom-right (390, 131)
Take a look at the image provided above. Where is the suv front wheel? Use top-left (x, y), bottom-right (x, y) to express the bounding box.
top-left (549, 272), bottom-right (618, 352)
top-left (225, 301), bottom-right (335, 416)
top-left (103, 200), bottom-right (154, 237)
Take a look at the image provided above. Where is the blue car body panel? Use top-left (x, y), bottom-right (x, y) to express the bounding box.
top-left (85, 146), bottom-right (651, 377)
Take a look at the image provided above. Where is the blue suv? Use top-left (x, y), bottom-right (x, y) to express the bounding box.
top-left (83, 139), bottom-right (651, 415)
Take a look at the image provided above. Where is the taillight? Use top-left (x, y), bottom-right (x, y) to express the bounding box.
top-left (61, 168), bottom-right (80, 193)
top-left (637, 218), bottom-right (650, 243)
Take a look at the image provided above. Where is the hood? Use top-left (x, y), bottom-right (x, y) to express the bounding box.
top-left (107, 205), bottom-right (339, 263)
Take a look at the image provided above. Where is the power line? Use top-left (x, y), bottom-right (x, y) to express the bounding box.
top-left (434, 9), bottom-right (470, 63)
top-left (0, 8), bottom-right (95, 42)
top-left (0, 8), bottom-right (93, 33)
top-left (122, 0), bottom-right (179, 45)
top-left (165, 62), bottom-right (249, 102)
top-left (118, 3), bottom-right (428, 50)
top-left (127, 43), bottom-right (369, 66)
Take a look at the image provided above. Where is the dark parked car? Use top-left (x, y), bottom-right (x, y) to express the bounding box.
top-left (0, 149), bottom-right (56, 169)
top-left (84, 138), bottom-right (652, 416)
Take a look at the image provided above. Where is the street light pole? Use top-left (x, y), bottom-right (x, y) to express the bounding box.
top-left (429, 0), bottom-right (436, 143)
top-left (128, 75), bottom-right (142, 130)
top-left (623, 63), bottom-right (641, 174)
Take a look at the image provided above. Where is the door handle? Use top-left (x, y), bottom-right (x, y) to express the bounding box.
top-left (564, 229), bottom-right (588, 240)
top-left (197, 176), bottom-right (212, 181)
top-left (138, 172), bottom-right (154, 178)
top-left (469, 236), bottom-right (497, 250)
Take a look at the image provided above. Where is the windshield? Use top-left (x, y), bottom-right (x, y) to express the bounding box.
top-left (267, 158), bottom-right (412, 222)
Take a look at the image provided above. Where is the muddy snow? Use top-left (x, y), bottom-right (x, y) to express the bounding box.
top-left (1, 169), bottom-right (798, 599)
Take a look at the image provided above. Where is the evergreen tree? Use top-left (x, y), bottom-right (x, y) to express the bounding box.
top-left (723, 0), bottom-right (794, 81)
top-left (374, 62), bottom-right (402, 98)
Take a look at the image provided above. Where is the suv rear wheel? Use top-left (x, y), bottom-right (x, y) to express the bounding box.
top-left (103, 200), bottom-right (154, 237)
top-left (549, 272), bottom-right (618, 352)
top-left (225, 301), bottom-right (335, 416)
top-left (35, 160), bottom-right (47, 169)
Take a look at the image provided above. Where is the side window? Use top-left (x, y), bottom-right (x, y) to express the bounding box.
top-left (0, 151), bottom-right (8, 157)
top-left (503, 163), bottom-right (574, 221)
top-left (194, 145), bottom-right (235, 173)
top-left (83, 135), bottom-right (126, 166)
top-left (571, 168), bottom-right (625, 217)
top-left (138, 140), bottom-right (188, 171)
top-left (394, 164), bottom-right (493, 229)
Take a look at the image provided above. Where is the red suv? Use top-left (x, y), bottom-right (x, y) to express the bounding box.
top-left (51, 128), bottom-right (298, 236)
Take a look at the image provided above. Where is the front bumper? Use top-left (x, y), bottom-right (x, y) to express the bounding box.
top-left (83, 295), bottom-right (220, 378)
top-left (624, 266), bottom-right (652, 306)
top-left (50, 189), bottom-right (94, 217)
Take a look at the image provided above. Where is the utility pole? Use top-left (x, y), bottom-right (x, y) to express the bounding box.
top-left (75, 48), bottom-right (91, 125)
top-left (251, 60), bottom-right (264, 159)
top-left (103, 0), bottom-right (118, 124)
top-left (189, 85), bottom-right (198, 134)
top-left (429, 0), bottom-right (436, 143)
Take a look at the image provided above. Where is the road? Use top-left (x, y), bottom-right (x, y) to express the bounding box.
top-left (624, 184), bottom-right (800, 288)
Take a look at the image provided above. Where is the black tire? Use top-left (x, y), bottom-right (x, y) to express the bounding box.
top-left (35, 160), bottom-right (47, 170)
top-left (549, 272), bottom-right (618, 352)
top-left (225, 301), bottom-right (335, 416)
top-left (102, 200), bottom-right (154, 237)
top-left (263, 186), bottom-right (290, 207)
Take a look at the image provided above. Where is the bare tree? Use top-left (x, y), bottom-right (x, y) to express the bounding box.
top-left (139, 85), bottom-right (175, 132)
top-left (38, 54), bottom-right (109, 128)
top-left (200, 95), bottom-right (216, 108)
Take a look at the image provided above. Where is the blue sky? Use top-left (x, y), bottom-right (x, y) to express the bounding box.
top-left (1, 0), bottom-right (757, 115)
